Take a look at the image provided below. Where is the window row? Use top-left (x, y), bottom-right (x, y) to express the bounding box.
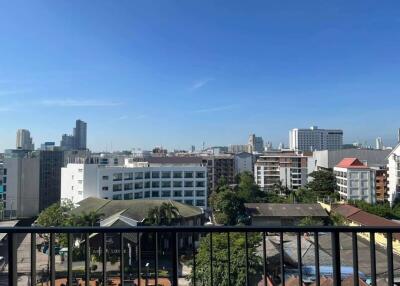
top-left (103, 171), bottom-right (206, 181)
top-left (108, 189), bottom-right (205, 197)
top-left (110, 193), bottom-right (205, 207)
top-left (104, 181), bottom-right (206, 191)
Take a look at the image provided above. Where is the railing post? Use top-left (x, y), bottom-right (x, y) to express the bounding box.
top-left (155, 232), bottom-right (159, 286)
top-left (8, 232), bottom-right (17, 286)
top-left (210, 232), bottom-right (213, 286)
top-left (263, 232), bottom-right (267, 286)
top-left (280, 232), bottom-right (285, 286)
top-left (85, 233), bottom-right (90, 286)
top-left (297, 232), bottom-right (302, 286)
top-left (31, 233), bottom-right (36, 286)
top-left (331, 231), bottom-right (341, 286)
top-left (370, 232), bottom-right (376, 286)
top-left (227, 232), bottom-right (231, 286)
top-left (120, 233), bottom-right (124, 286)
top-left (314, 232), bottom-right (320, 286)
top-left (137, 232), bottom-right (141, 286)
top-left (172, 231), bottom-right (178, 286)
top-left (387, 232), bottom-right (394, 286)
top-left (68, 233), bottom-right (73, 286)
top-left (102, 233), bottom-right (106, 286)
top-left (50, 233), bottom-right (55, 286)
top-left (351, 232), bottom-right (358, 286)
top-left (245, 232), bottom-right (249, 286)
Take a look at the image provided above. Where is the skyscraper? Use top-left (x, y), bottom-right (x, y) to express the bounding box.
top-left (16, 129), bottom-right (34, 150)
top-left (289, 126), bottom-right (343, 151)
top-left (60, 134), bottom-right (75, 151)
top-left (376, 137), bottom-right (383, 150)
top-left (248, 134), bottom-right (264, 153)
top-left (73, 120), bottom-right (87, 150)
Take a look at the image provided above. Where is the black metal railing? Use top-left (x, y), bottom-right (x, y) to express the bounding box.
top-left (0, 226), bottom-right (399, 286)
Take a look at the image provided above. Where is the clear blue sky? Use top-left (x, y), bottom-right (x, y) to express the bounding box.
top-left (1, 1), bottom-right (399, 152)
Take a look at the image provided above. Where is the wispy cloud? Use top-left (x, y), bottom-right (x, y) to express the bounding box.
top-left (40, 99), bottom-right (122, 107)
top-left (192, 104), bottom-right (237, 114)
top-left (189, 78), bottom-right (214, 91)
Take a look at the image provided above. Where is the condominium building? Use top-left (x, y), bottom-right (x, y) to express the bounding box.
top-left (289, 126), bottom-right (343, 151)
top-left (201, 155), bottom-right (235, 192)
top-left (387, 144), bottom-right (400, 205)
top-left (61, 157), bottom-right (208, 209)
top-left (373, 166), bottom-right (389, 202)
top-left (228, 144), bottom-right (251, 154)
top-left (248, 134), bottom-right (264, 153)
top-left (234, 152), bottom-right (254, 175)
top-left (334, 158), bottom-right (376, 204)
top-left (73, 119), bottom-right (87, 150)
top-left (254, 151), bottom-right (308, 191)
top-left (16, 129), bottom-right (34, 150)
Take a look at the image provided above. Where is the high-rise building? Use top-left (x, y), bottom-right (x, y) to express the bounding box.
top-left (289, 126), bottom-right (343, 151)
top-left (248, 134), bottom-right (264, 153)
top-left (74, 119), bottom-right (87, 150)
top-left (202, 155), bottom-right (235, 192)
top-left (60, 134), bottom-right (75, 151)
top-left (16, 129), bottom-right (34, 150)
top-left (376, 137), bottom-right (383, 150)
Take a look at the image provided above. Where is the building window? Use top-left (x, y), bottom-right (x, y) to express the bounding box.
top-left (173, 181), bottom-right (182, 188)
top-left (124, 193), bottom-right (133, 200)
top-left (152, 191), bottom-right (160, 198)
top-left (144, 181), bottom-right (150, 189)
top-left (113, 173), bottom-right (123, 181)
top-left (173, 171), bottom-right (183, 179)
top-left (184, 172), bottom-right (194, 179)
top-left (144, 191), bottom-right (150, 198)
top-left (173, 191), bottom-right (182, 197)
top-left (124, 173), bottom-right (133, 180)
top-left (135, 172), bottom-right (144, 180)
top-left (152, 181), bottom-right (160, 188)
top-left (135, 192), bottom-right (143, 199)
top-left (162, 171), bottom-right (171, 179)
top-left (102, 186), bottom-right (109, 191)
top-left (78, 169), bottom-right (83, 173)
top-left (145, 172), bottom-right (151, 179)
top-left (184, 181), bottom-right (194, 188)
top-left (113, 184), bottom-right (122, 192)
top-left (162, 181), bottom-right (171, 188)
top-left (184, 200), bottom-right (193, 206)
top-left (102, 176), bottom-right (109, 180)
top-left (113, 194), bottom-right (122, 200)
top-left (124, 183), bottom-right (133, 191)
top-left (195, 181), bottom-right (205, 188)
top-left (196, 190), bottom-right (205, 197)
top-left (162, 190), bottom-right (171, 197)
top-left (184, 190), bottom-right (193, 197)
top-left (196, 200), bottom-right (205, 206)
top-left (196, 172), bottom-right (205, 178)
top-left (135, 182), bottom-right (143, 189)
top-left (78, 180), bottom-right (83, 184)
top-left (152, 171), bottom-right (160, 179)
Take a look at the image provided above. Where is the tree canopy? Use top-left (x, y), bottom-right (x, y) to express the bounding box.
top-left (306, 170), bottom-right (337, 197)
top-left (145, 202), bottom-right (181, 225)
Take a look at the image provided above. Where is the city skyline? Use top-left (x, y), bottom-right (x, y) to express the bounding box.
top-left (1, 1), bottom-right (400, 151)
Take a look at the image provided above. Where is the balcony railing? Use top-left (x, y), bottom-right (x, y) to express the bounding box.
top-left (0, 226), bottom-right (399, 286)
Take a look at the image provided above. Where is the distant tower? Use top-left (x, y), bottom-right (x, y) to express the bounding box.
top-left (73, 120), bottom-right (87, 150)
top-left (376, 137), bottom-right (383, 150)
top-left (191, 145), bottom-right (195, 153)
top-left (16, 129), bottom-right (34, 150)
top-left (398, 128), bottom-right (400, 143)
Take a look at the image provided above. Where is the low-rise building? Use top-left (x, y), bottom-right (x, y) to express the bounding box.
top-left (334, 158), bottom-right (376, 204)
top-left (61, 157), bottom-right (208, 209)
top-left (254, 151), bottom-right (308, 191)
top-left (387, 143), bottom-right (400, 205)
top-left (245, 203), bottom-right (328, 226)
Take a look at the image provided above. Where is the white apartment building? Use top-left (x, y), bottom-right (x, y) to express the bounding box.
top-left (254, 151), bottom-right (308, 191)
top-left (234, 152), bottom-right (254, 175)
top-left (387, 144), bottom-right (400, 205)
top-left (61, 158), bottom-right (208, 209)
top-left (334, 158), bottom-right (376, 204)
top-left (289, 126), bottom-right (343, 151)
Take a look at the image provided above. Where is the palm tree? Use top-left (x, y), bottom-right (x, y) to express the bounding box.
top-left (160, 202), bottom-right (181, 225)
top-left (147, 206), bottom-right (162, 225)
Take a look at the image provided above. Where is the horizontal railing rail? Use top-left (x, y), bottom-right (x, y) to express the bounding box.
top-left (1, 225), bottom-right (399, 286)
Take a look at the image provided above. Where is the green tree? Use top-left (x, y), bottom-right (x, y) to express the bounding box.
top-left (306, 170), bottom-right (337, 197)
top-left (294, 187), bottom-right (319, 203)
top-left (69, 211), bottom-right (104, 226)
top-left (210, 189), bottom-right (246, 225)
top-left (236, 172), bottom-right (263, 202)
top-left (299, 216), bottom-right (324, 226)
top-left (36, 199), bottom-right (74, 227)
top-left (189, 232), bottom-right (263, 285)
top-left (145, 202), bottom-right (181, 225)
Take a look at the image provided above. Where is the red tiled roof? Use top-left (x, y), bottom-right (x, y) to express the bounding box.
top-left (310, 277), bottom-right (334, 286)
top-left (335, 158), bottom-right (369, 169)
top-left (333, 204), bottom-right (362, 218)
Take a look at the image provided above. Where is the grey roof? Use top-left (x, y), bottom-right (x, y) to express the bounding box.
top-left (146, 156), bottom-right (203, 164)
top-left (72, 197), bottom-right (203, 222)
top-left (245, 203), bottom-right (328, 218)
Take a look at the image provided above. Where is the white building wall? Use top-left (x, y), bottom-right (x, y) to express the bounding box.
top-left (387, 144), bottom-right (400, 205)
top-left (235, 153), bottom-right (253, 175)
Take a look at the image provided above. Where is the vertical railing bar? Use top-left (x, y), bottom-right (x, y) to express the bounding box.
top-left (210, 232), bottom-right (213, 286)
top-left (192, 232), bottom-right (196, 286)
top-left (314, 232), bottom-right (320, 286)
top-left (331, 231), bottom-right (341, 286)
top-left (31, 233), bottom-right (36, 286)
top-left (370, 232), bottom-right (376, 286)
top-left (297, 232), bottom-right (302, 286)
top-left (245, 232), bottom-right (249, 286)
top-left (280, 232), bottom-right (285, 286)
top-left (67, 233), bottom-right (73, 286)
top-left (387, 232), bottom-right (394, 286)
top-left (227, 232), bottom-right (231, 286)
top-left (137, 232), bottom-right (141, 286)
top-left (172, 231), bottom-right (178, 286)
top-left (8, 232), bottom-right (17, 286)
top-left (50, 233), bottom-right (55, 286)
top-left (263, 232), bottom-right (267, 286)
top-left (85, 233), bottom-right (90, 286)
top-left (155, 232), bottom-right (159, 286)
top-left (120, 233), bottom-right (124, 286)
top-left (352, 232), bottom-right (358, 286)
top-left (102, 233), bottom-right (106, 286)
